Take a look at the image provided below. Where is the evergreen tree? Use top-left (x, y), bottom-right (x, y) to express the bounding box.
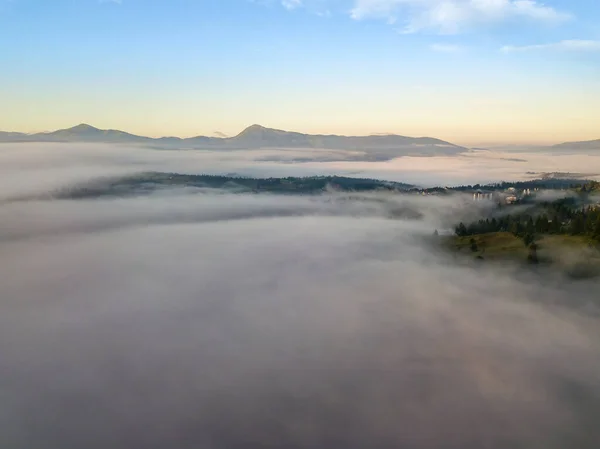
top-left (470, 238), bottom-right (478, 252)
top-left (511, 221), bottom-right (523, 237)
top-left (571, 215), bottom-right (585, 235)
top-left (535, 216), bottom-right (543, 233)
top-left (541, 215), bottom-right (550, 233)
top-left (526, 217), bottom-right (535, 235)
top-left (585, 212), bottom-right (595, 235)
top-left (523, 233), bottom-right (535, 247)
top-left (527, 243), bottom-right (539, 264)
top-left (593, 217), bottom-right (600, 241)
top-left (550, 215), bottom-right (561, 234)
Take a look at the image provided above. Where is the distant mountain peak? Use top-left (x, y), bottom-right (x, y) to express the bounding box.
top-left (68, 123), bottom-right (100, 132)
top-left (245, 124), bottom-right (268, 131)
top-left (237, 124), bottom-right (269, 135)
top-left (235, 124), bottom-right (279, 139)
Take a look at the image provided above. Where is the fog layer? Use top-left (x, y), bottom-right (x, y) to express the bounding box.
top-left (1, 143), bottom-right (599, 449)
top-left (1, 142), bottom-right (599, 195)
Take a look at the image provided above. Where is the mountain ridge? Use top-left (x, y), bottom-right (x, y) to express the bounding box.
top-left (0, 124), bottom-right (474, 157)
top-left (552, 139), bottom-right (600, 150)
top-left (0, 123), bottom-right (458, 145)
top-left (2, 125), bottom-right (598, 151)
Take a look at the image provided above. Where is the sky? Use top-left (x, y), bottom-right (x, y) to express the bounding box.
top-left (0, 0), bottom-right (599, 145)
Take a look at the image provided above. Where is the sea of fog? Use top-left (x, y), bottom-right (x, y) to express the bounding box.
top-left (0, 142), bottom-right (599, 196)
top-left (1, 142), bottom-right (600, 449)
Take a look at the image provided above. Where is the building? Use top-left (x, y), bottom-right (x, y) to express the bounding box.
top-left (473, 191), bottom-right (494, 201)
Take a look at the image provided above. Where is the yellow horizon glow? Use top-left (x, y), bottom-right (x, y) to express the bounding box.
top-left (2, 81), bottom-right (599, 147)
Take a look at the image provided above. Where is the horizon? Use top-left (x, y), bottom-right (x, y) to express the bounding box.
top-left (1, 0), bottom-right (599, 145)
top-left (2, 122), bottom-right (597, 148)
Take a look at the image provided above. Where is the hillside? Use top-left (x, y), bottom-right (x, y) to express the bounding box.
top-left (447, 232), bottom-right (600, 279)
top-left (445, 183), bottom-right (600, 278)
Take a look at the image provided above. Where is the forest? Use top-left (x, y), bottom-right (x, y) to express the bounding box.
top-left (455, 182), bottom-right (600, 245)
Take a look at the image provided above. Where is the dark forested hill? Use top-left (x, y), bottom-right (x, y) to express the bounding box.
top-left (46, 173), bottom-right (414, 199)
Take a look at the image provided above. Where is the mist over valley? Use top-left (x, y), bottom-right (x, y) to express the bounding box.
top-left (1, 139), bottom-right (600, 448)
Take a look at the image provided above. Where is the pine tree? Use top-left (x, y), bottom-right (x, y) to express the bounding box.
top-left (585, 212), bottom-right (595, 235)
top-left (511, 221), bottom-right (522, 237)
top-left (550, 215), bottom-right (561, 234)
top-left (535, 216), bottom-right (543, 233)
top-left (523, 233), bottom-right (535, 247)
top-left (571, 215), bottom-right (585, 235)
top-left (593, 217), bottom-right (600, 241)
top-left (470, 238), bottom-right (478, 252)
top-left (541, 215), bottom-right (550, 233)
top-left (528, 243), bottom-right (539, 264)
top-left (526, 217), bottom-right (535, 235)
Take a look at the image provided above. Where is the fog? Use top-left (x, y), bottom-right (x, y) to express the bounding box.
top-left (1, 142), bottom-right (600, 449)
top-left (1, 142), bottom-right (599, 196)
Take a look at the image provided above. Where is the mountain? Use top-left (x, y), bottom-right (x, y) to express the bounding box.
top-left (33, 124), bottom-right (154, 143)
top-left (552, 139), bottom-right (600, 150)
top-left (0, 124), bottom-right (153, 143)
top-left (224, 124), bottom-right (462, 152)
top-left (0, 131), bottom-right (28, 141)
top-left (0, 123), bottom-right (467, 156)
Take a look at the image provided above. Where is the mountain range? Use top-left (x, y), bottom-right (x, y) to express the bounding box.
top-left (2, 123), bottom-right (597, 155)
top-left (0, 124), bottom-right (466, 156)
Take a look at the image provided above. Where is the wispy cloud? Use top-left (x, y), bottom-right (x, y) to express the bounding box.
top-left (430, 43), bottom-right (465, 53)
top-left (316, 9), bottom-right (332, 17)
top-left (501, 39), bottom-right (600, 53)
top-left (269, 0), bottom-right (333, 17)
top-left (270, 0), bottom-right (571, 33)
top-left (281, 0), bottom-right (302, 10)
top-left (350, 0), bottom-right (571, 34)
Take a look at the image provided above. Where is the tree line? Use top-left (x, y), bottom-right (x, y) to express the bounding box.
top-left (455, 196), bottom-right (600, 243)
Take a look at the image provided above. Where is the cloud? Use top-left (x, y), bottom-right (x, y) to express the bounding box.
top-left (276, 0), bottom-right (333, 16)
top-left (349, 0), bottom-right (571, 34)
top-left (501, 39), bottom-right (600, 53)
top-left (430, 43), bottom-right (465, 52)
top-left (281, 0), bottom-right (303, 9)
top-left (1, 141), bottom-right (600, 448)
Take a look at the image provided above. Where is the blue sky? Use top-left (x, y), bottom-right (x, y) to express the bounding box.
top-left (1, 0), bottom-right (599, 144)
